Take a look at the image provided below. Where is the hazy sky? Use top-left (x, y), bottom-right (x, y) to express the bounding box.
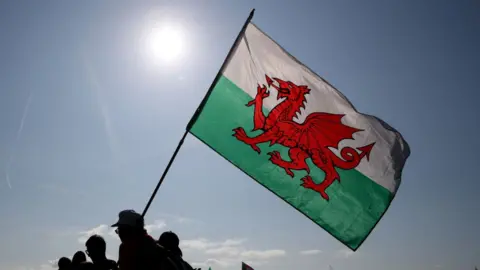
top-left (0, 1), bottom-right (479, 270)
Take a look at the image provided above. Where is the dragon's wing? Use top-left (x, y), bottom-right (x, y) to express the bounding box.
top-left (278, 112), bottom-right (362, 149)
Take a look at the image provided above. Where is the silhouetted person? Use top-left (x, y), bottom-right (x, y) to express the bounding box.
top-left (71, 251), bottom-right (94, 270)
top-left (72, 251), bottom-right (87, 266)
top-left (112, 210), bottom-right (163, 270)
top-left (86, 234), bottom-right (118, 270)
top-left (158, 231), bottom-right (193, 270)
top-left (58, 257), bottom-right (71, 270)
top-left (158, 231), bottom-right (182, 257)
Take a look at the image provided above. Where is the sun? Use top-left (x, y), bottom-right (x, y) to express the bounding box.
top-left (146, 25), bottom-right (184, 63)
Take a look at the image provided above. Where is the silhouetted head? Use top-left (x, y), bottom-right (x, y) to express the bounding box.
top-left (72, 251), bottom-right (87, 265)
top-left (85, 234), bottom-right (106, 262)
top-left (58, 257), bottom-right (71, 270)
top-left (111, 210), bottom-right (145, 243)
top-left (266, 75), bottom-right (310, 101)
top-left (158, 231), bottom-right (182, 257)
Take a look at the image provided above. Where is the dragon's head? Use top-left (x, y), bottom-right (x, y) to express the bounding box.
top-left (266, 75), bottom-right (310, 101)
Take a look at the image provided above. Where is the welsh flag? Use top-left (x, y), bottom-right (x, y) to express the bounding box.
top-left (189, 22), bottom-right (410, 250)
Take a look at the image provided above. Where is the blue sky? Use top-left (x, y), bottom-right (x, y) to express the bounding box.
top-left (0, 1), bottom-right (479, 270)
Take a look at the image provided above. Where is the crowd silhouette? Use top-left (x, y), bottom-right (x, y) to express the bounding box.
top-left (56, 210), bottom-right (196, 270)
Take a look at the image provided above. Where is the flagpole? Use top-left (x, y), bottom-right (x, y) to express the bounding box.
top-left (141, 8), bottom-right (255, 217)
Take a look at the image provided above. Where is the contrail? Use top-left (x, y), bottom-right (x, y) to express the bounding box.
top-left (17, 92), bottom-right (33, 140)
top-left (81, 51), bottom-right (119, 160)
top-left (4, 92), bottom-right (33, 189)
top-left (5, 172), bottom-right (11, 189)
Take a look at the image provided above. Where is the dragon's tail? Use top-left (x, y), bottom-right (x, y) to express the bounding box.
top-left (329, 143), bottom-right (375, 170)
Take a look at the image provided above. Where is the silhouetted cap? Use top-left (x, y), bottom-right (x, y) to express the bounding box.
top-left (111, 210), bottom-right (144, 228)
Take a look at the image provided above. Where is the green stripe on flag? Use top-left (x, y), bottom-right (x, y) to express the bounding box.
top-left (190, 75), bottom-right (393, 249)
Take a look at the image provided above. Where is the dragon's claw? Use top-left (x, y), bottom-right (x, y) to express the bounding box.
top-left (301, 176), bottom-right (330, 200)
top-left (301, 176), bottom-right (315, 188)
top-left (233, 127), bottom-right (261, 154)
top-left (268, 151), bottom-right (294, 177)
top-left (268, 151), bottom-right (282, 164)
top-left (256, 84), bottom-right (270, 99)
top-left (246, 85), bottom-right (269, 107)
top-left (232, 127), bottom-right (247, 140)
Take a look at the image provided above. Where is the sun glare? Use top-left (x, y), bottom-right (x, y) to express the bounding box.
top-left (147, 25), bottom-right (184, 63)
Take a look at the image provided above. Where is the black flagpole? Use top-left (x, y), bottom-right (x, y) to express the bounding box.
top-left (142, 8), bottom-right (255, 217)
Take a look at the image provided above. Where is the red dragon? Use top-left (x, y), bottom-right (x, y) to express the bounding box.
top-left (232, 75), bottom-right (375, 200)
